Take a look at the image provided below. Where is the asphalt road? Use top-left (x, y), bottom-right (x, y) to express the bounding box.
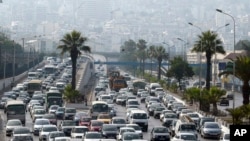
top-left (0, 54), bottom-right (226, 141)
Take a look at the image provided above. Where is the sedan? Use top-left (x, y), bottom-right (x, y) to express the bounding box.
top-left (33, 119), bottom-right (50, 136)
top-left (5, 119), bottom-right (23, 136)
top-left (83, 132), bottom-right (102, 141)
top-left (122, 132), bottom-right (141, 141)
top-left (201, 122), bottom-right (222, 139)
top-left (39, 125), bottom-right (58, 141)
top-left (150, 126), bottom-right (170, 141)
top-left (71, 126), bottom-right (89, 139)
top-left (101, 124), bottom-right (118, 139)
top-left (111, 117), bottom-right (126, 129)
top-left (42, 114), bottom-right (57, 125)
top-left (117, 127), bottom-right (135, 140)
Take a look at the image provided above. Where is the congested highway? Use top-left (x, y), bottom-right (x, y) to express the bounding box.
top-left (0, 54), bottom-right (229, 141)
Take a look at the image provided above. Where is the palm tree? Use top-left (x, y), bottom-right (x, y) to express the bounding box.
top-left (57, 30), bottom-right (90, 90)
top-left (152, 46), bottom-right (168, 80)
top-left (192, 30), bottom-right (226, 90)
top-left (219, 56), bottom-right (250, 105)
top-left (136, 39), bottom-right (147, 77)
top-left (147, 45), bottom-right (155, 76)
top-left (207, 87), bottom-right (226, 115)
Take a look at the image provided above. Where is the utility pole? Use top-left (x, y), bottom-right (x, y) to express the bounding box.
top-left (12, 41), bottom-right (15, 83)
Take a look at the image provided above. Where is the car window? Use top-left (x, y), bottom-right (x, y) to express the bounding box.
top-left (181, 134), bottom-right (196, 140)
top-left (154, 127), bottom-right (168, 133)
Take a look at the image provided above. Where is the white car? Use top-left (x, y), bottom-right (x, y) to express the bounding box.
top-left (54, 137), bottom-right (71, 141)
top-left (39, 125), bottom-right (58, 141)
top-left (47, 131), bottom-right (65, 141)
top-left (220, 133), bottom-right (230, 141)
top-left (126, 124), bottom-right (143, 139)
top-left (32, 109), bottom-right (46, 122)
top-left (160, 110), bottom-right (173, 121)
top-left (117, 127), bottom-right (135, 140)
top-left (5, 119), bottom-right (22, 136)
top-left (71, 126), bottom-right (89, 139)
top-left (33, 119), bottom-right (50, 136)
top-left (172, 132), bottom-right (198, 141)
top-left (83, 132), bottom-right (102, 141)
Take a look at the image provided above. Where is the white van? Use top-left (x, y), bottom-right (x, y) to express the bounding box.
top-left (149, 83), bottom-right (161, 95)
top-left (27, 72), bottom-right (39, 80)
top-left (128, 110), bottom-right (149, 132)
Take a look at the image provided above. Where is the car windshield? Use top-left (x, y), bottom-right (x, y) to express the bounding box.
top-left (103, 125), bottom-right (117, 131)
top-left (121, 129), bottom-right (135, 134)
top-left (188, 113), bottom-right (199, 118)
top-left (35, 120), bottom-right (50, 125)
top-left (43, 114), bottom-right (56, 119)
top-left (123, 134), bottom-right (140, 140)
top-left (50, 106), bottom-right (58, 110)
top-left (132, 113), bottom-right (147, 119)
top-left (180, 124), bottom-right (196, 130)
top-left (13, 128), bottom-right (30, 134)
top-left (156, 107), bottom-right (165, 111)
top-left (57, 108), bottom-right (65, 112)
top-left (7, 120), bottom-right (22, 126)
top-left (154, 127), bottom-right (168, 133)
top-left (65, 109), bottom-right (76, 113)
top-left (128, 101), bottom-right (139, 105)
top-left (75, 128), bottom-right (88, 133)
top-left (50, 132), bottom-right (65, 138)
top-left (98, 115), bottom-right (110, 119)
top-left (85, 133), bottom-right (102, 139)
top-left (43, 127), bottom-right (57, 132)
top-left (12, 136), bottom-right (33, 141)
top-left (92, 121), bottom-right (103, 126)
top-left (164, 114), bottom-right (177, 118)
top-left (113, 119), bottom-right (126, 124)
top-left (128, 125), bottom-right (141, 130)
top-left (205, 123), bottom-right (220, 128)
top-left (181, 134), bottom-right (197, 140)
top-left (35, 110), bottom-right (45, 114)
top-left (81, 117), bottom-right (91, 122)
top-left (62, 121), bottom-right (75, 126)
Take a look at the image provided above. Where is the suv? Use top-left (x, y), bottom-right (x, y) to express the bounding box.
top-left (150, 126), bottom-right (170, 141)
top-left (128, 110), bottom-right (149, 132)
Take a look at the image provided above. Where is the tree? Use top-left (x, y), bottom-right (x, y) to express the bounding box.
top-left (219, 56), bottom-right (250, 105)
top-left (146, 45), bottom-right (155, 75)
top-left (167, 57), bottom-right (194, 89)
top-left (57, 30), bottom-right (90, 90)
top-left (151, 45), bottom-right (168, 80)
top-left (136, 39), bottom-right (147, 77)
top-left (228, 107), bottom-right (245, 125)
top-left (207, 87), bottom-right (226, 115)
top-left (183, 87), bottom-right (200, 104)
top-left (192, 30), bottom-right (226, 90)
top-left (63, 85), bottom-right (80, 103)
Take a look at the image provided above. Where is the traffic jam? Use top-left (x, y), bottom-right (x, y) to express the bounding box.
top-left (0, 56), bottom-right (229, 141)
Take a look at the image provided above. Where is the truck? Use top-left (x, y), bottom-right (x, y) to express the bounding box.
top-left (45, 90), bottom-right (63, 111)
top-left (108, 71), bottom-right (127, 92)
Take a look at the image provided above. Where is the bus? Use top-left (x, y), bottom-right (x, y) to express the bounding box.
top-left (27, 79), bottom-right (42, 96)
top-left (44, 65), bottom-right (57, 77)
top-left (90, 101), bottom-right (109, 119)
top-left (46, 90), bottom-right (63, 111)
top-left (4, 100), bottom-right (26, 125)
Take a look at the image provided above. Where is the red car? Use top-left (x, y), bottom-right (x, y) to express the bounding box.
top-left (89, 120), bottom-right (104, 131)
top-left (79, 116), bottom-right (91, 127)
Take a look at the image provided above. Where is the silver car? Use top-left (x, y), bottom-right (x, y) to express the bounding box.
top-left (201, 122), bottom-right (222, 139)
top-left (5, 119), bottom-right (23, 136)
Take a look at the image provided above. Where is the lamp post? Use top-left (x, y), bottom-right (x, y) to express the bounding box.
top-left (12, 41), bottom-right (16, 83)
top-left (177, 38), bottom-right (188, 60)
top-left (188, 22), bottom-right (203, 110)
top-left (212, 23), bottom-right (230, 86)
top-left (216, 8), bottom-right (236, 125)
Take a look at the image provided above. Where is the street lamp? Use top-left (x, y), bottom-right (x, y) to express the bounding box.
top-left (177, 38), bottom-right (188, 60)
top-left (162, 42), bottom-right (175, 70)
top-left (216, 8), bottom-right (236, 124)
top-left (188, 22), bottom-right (203, 110)
top-left (212, 23), bottom-right (230, 86)
top-left (12, 41), bottom-right (16, 83)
